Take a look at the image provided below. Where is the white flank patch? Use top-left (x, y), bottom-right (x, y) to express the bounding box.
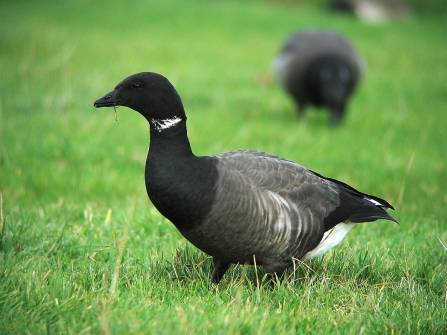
top-left (151, 116), bottom-right (182, 132)
top-left (302, 222), bottom-right (356, 261)
top-left (273, 53), bottom-right (295, 81)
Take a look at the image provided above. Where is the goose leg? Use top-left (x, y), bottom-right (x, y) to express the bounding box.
top-left (211, 258), bottom-right (230, 284)
top-left (266, 266), bottom-right (287, 289)
top-left (297, 103), bottom-right (307, 124)
top-left (330, 105), bottom-right (345, 125)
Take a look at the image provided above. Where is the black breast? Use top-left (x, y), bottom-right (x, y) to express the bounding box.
top-left (145, 154), bottom-right (219, 230)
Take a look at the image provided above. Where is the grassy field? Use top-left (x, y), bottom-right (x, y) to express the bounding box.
top-left (1, 0), bottom-right (446, 333)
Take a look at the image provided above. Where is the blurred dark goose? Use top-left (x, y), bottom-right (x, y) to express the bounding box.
top-left (94, 72), bottom-right (397, 284)
top-left (274, 29), bottom-right (365, 125)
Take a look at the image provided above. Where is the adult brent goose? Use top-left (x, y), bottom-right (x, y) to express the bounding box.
top-left (274, 29), bottom-right (364, 125)
top-left (94, 72), bottom-right (397, 284)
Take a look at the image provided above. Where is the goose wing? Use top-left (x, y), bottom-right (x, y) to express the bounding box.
top-left (205, 150), bottom-right (341, 261)
top-left (187, 150), bottom-right (395, 267)
top-left (214, 150), bottom-right (395, 229)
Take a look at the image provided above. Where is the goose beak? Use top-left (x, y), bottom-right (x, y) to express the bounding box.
top-left (94, 90), bottom-right (120, 108)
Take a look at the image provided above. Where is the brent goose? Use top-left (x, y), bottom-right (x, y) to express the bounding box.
top-left (94, 72), bottom-right (396, 284)
top-left (274, 29), bottom-right (364, 125)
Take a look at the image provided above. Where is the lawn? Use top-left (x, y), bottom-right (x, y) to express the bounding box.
top-left (0, 0), bottom-right (446, 334)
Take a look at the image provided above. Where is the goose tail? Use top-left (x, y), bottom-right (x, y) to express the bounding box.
top-left (348, 196), bottom-right (398, 224)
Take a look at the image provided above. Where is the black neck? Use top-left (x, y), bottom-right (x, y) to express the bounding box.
top-left (148, 118), bottom-right (194, 158)
top-left (144, 117), bottom-right (218, 231)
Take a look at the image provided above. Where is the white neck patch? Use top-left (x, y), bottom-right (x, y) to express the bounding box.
top-left (150, 116), bottom-right (182, 132)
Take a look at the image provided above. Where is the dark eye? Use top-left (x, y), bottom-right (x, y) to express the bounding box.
top-left (131, 83), bottom-right (141, 89)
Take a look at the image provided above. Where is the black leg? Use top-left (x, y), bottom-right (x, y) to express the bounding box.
top-left (297, 103), bottom-right (307, 123)
top-left (211, 258), bottom-right (231, 284)
top-left (330, 106), bottom-right (344, 125)
top-left (266, 267), bottom-right (286, 289)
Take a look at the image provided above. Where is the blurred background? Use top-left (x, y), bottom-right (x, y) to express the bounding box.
top-left (0, 0), bottom-right (446, 333)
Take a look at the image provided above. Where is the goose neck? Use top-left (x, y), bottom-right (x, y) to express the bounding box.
top-left (148, 117), bottom-right (194, 157)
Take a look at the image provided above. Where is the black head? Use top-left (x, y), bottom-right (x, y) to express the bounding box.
top-left (308, 56), bottom-right (356, 102)
top-left (305, 56), bottom-right (359, 123)
top-left (94, 72), bottom-right (186, 121)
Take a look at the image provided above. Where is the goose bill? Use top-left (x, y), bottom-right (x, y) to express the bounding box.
top-left (94, 90), bottom-right (120, 107)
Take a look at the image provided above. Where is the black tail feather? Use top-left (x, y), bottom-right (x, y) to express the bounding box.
top-left (348, 198), bottom-right (398, 223)
top-left (317, 170), bottom-right (398, 231)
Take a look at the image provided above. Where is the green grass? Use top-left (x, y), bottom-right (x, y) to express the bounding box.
top-left (1, 0), bottom-right (446, 334)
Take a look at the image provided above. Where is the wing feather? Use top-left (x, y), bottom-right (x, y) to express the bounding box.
top-left (208, 150), bottom-right (339, 261)
top-left (182, 150), bottom-right (395, 268)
